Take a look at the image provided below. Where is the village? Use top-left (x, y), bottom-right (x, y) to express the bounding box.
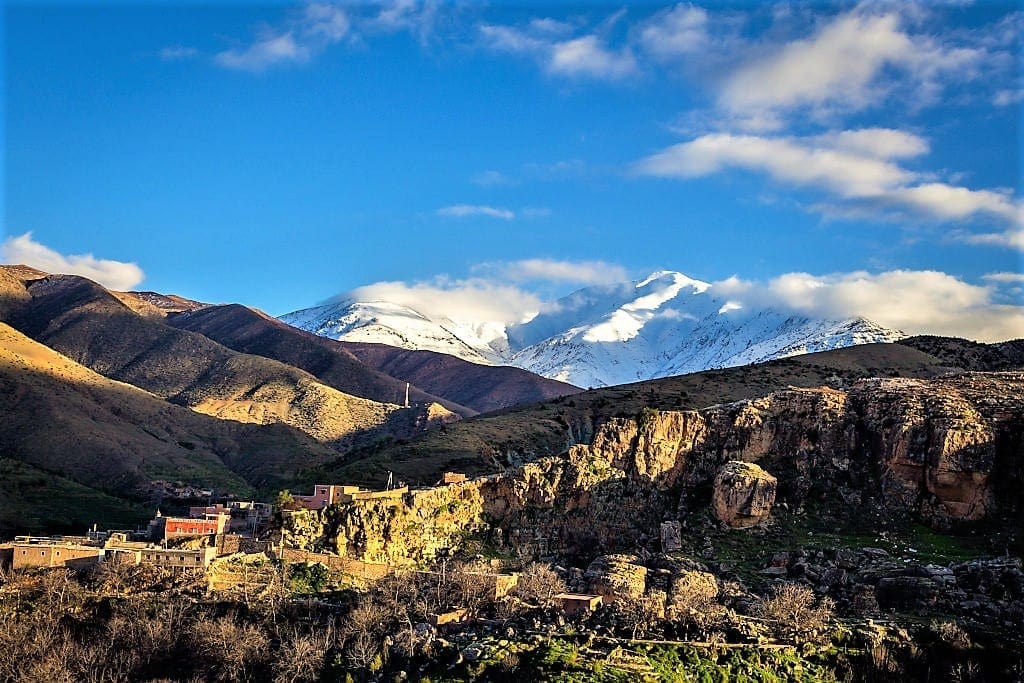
top-left (2, 460), bottom-right (1021, 681)
top-left (0, 474), bottom-right (610, 624)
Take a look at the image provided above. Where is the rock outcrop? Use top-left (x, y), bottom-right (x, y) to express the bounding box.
top-left (711, 461), bottom-right (777, 528)
top-left (585, 554), bottom-right (648, 601)
top-left (290, 372), bottom-right (1023, 564)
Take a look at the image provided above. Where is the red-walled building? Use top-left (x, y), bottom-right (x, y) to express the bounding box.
top-left (149, 511), bottom-right (229, 541)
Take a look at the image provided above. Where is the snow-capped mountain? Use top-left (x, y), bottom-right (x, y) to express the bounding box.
top-left (280, 271), bottom-right (904, 387)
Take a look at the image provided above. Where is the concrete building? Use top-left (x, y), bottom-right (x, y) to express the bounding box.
top-left (188, 501), bottom-right (271, 535)
top-left (149, 511), bottom-right (229, 541)
top-left (293, 484), bottom-right (408, 510)
top-left (105, 537), bottom-right (218, 569)
top-left (11, 540), bottom-right (103, 570)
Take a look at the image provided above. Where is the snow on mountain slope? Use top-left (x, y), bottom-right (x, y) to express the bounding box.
top-left (280, 271), bottom-right (904, 387)
top-left (280, 301), bottom-right (503, 365)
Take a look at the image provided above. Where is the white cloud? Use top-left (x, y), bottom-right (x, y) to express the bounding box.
top-left (529, 17), bottom-right (575, 36)
top-left (887, 184), bottom-right (1019, 223)
top-left (811, 128), bottom-right (929, 160)
top-left (437, 204), bottom-right (515, 220)
top-left (471, 170), bottom-right (515, 187)
top-left (479, 20), bottom-right (637, 81)
top-left (548, 36), bottom-right (637, 80)
top-left (1, 232), bottom-right (145, 290)
top-left (477, 258), bottom-right (629, 285)
top-left (958, 227), bottom-right (1024, 251)
top-left (366, 0), bottom-right (441, 45)
top-left (344, 277), bottom-right (541, 325)
top-left (983, 272), bottom-right (1024, 284)
top-left (993, 88), bottom-right (1024, 106)
top-left (712, 269), bottom-right (1024, 342)
top-left (159, 46), bottom-right (198, 61)
top-left (716, 9), bottom-right (989, 124)
top-left (215, 3), bottom-right (350, 72)
top-left (633, 132), bottom-right (913, 198)
top-left (634, 130), bottom-right (1022, 237)
top-left (638, 4), bottom-right (710, 59)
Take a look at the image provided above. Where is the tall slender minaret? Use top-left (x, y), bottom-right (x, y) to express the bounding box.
top-left (404, 382), bottom-right (410, 408)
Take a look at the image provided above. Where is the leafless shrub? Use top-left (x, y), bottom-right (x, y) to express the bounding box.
top-left (666, 571), bottom-right (723, 634)
top-left (514, 562), bottom-right (565, 607)
top-left (755, 582), bottom-right (833, 643)
top-left (191, 614), bottom-right (270, 682)
top-left (607, 595), bottom-right (663, 640)
top-left (274, 625), bottom-right (334, 683)
top-left (930, 619), bottom-right (971, 649)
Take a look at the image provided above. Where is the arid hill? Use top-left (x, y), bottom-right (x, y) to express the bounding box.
top-left (339, 341), bottom-right (581, 414)
top-left (325, 339), bottom-right (1018, 486)
top-left (167, 304), bottom-right (474, 416)
top-left (0, 267), bottom-right (448, 451)
top-left (0, 321), bottom-right (342, 534)
top-left (899, 335), bottom-right (1024, 370)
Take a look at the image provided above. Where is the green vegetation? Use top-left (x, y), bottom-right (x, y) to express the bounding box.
top-left (288, 561), bottom-right (330, 595)
top-left (0, 458), bottom-right (150, 537)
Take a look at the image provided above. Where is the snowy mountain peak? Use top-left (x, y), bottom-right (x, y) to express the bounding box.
top-left (636, 270), bottom-right (710, 294)
top-left (280, 271), bottom-right (904, 387)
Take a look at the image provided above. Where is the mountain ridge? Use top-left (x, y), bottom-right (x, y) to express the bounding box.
top-left (281, 270), bottom-right (905, 386)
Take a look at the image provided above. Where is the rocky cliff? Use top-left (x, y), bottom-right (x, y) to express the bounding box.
top-left (282, 372), bottom-right (1023, 564)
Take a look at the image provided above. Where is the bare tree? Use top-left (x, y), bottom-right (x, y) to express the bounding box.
top-left (514, 562), bottom-right (565, 607)
top-left (755, 582), bottom-right (834, 644)
top-left (274, 624), bottom-right (334, 683)
top-left (192, 614), bottom-right (270, 682)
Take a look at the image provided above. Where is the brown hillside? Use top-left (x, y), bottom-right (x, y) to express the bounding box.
top-left (899, 335), bottom-right (1024, 371)
top-left (0, 268), bottom-right (428, 451)
top-left (0, 321), bottom-right (339, 498)
top-left (340, 341), bottom-right (582, 414)
top-left (326, 341), bottom-right (970, 487)
top-left (168, 304), bottom-right (473, 416)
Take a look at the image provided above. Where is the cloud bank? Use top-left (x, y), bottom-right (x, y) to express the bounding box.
top-left (1, 232), bottom-right (145, 290)
top-left (634, 129), bottom-right (1022, 242)
top-left (337, 260), bottom-right (1023, 343)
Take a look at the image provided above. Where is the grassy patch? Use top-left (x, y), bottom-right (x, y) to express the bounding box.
top-left (0, 457), bottom-right (150, 537)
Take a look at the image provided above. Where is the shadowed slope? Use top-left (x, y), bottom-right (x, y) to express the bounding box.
top-left (340, 341), bottom-right (582, 414)
top-left (0, 321), bottom-right (339, 499)
top-left (168, 304), bottom-right (473, 416)
top-left (0, 268), bottom-right (445, 450)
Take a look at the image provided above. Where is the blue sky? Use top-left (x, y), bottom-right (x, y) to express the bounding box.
top-left (3, 1), bottom-right (1023, 340)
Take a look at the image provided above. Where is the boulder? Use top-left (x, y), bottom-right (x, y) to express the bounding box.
top-left (711, 461), bottom-right (777, 528)
top-left (586, 554), bottom-right (648, 601)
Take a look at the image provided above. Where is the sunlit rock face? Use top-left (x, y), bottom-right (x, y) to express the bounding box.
top-left (285, 373), bottom-right (1023, 564)
top-left (711, 461), bottom-right (778, 528)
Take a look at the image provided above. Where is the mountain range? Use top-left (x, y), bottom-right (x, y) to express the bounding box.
top-left (1, 262), bottom-right (1020, 535)
top-left (281, 270), bottom-right (905, 387)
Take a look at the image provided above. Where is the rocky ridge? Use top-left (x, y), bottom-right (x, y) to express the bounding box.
top-left (283, 372), bottom-right (1024, 565)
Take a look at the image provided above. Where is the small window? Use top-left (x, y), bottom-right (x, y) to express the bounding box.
top-left (41, 551), bottom-right (45, 556)
top-left (55, 551), bottom-right (60, 557)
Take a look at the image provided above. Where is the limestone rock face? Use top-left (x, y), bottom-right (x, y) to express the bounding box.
top-left (298, 372), bottom-right (1022, 565)
top-left (711, 461), bottom-right (777, 528)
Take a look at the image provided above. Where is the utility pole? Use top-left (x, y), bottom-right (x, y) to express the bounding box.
top-left (404, 382), bottom-right (410, 408)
